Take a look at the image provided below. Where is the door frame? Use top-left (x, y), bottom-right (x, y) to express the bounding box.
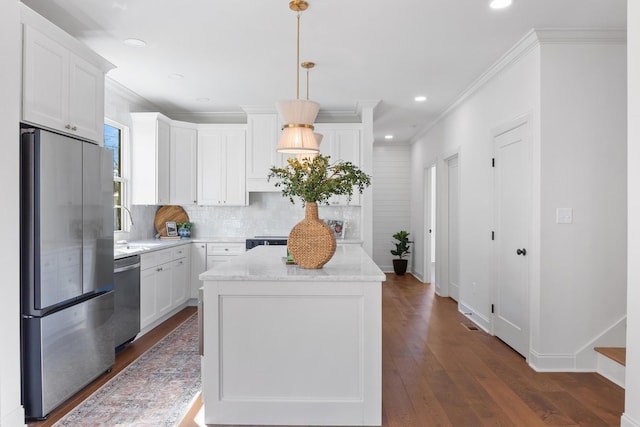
top-left (423, 164), bottom-right (437, 284)
top-left (490, 113), bottom-right (533, 358)
top-left (436, 150), bottom-right (460, 298)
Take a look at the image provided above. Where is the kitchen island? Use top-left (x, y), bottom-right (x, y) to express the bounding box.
top-left (199, 245), bottom-right (385, 426)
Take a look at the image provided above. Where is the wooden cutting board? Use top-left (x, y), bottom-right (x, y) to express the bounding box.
top-left (154, 205), bottom-right (189, 236)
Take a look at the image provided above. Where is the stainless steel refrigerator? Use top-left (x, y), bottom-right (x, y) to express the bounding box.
top-left (20, 127), bottom-right (115, 420)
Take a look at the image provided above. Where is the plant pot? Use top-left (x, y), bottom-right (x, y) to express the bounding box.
top-left (393, 259), bottom-right (408, 275)
top-left (178, 228), bottom-right (191, 238)
top-left (288, 202), bottom-right (337, 269)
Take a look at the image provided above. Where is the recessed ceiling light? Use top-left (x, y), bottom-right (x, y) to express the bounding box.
top-left (384, 135), bottom-right (394, 140)
top-left (168, 73), bottom-right (184, 80)
top-left (414, 95), bottom-right (427, 102)
top-left (196, 97), bottom-right (211, 102)
top-left (123, 38), bottom-right (146, 47)
top-left (490, 0), bottom-right (512, 9)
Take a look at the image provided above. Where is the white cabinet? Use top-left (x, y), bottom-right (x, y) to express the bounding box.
top-left (190, 242), bottom-right (207, 299)
top-left (131, 113), bottom-right (171, 205)
top-left (197, 126), bottom-right (247, 206)
top-left (171, 245), bottom-right (190, 306)
top-left (170, 123), bottom-right (198, 205)
top-left (22, 24), bottom-right (110, 143)
top-left (139, 244), bottom-right (191, 330)
top-left (315, 125), bottom-right (362, 205)
top-left (206, 242), bottom-right (245, 270)
top-left (246, 113), bottom-right (286, 192)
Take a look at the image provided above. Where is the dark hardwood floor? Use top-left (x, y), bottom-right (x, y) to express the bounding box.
top-left (29, 274), bottom-right (624, 426)
top-left (27, 306), bottom-right (197, 427)
top-left (181, 273), bottom-right (624, 427)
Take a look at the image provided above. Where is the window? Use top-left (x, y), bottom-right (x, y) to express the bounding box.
top-left (104, 120), bottom-right (130, 232)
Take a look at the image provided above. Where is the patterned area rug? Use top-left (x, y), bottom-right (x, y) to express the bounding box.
top-left (54, 314), bottom-right (200, 427)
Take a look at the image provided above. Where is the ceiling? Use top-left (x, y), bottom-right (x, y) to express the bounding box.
top-left (21, 0), bottom-right (627, 144)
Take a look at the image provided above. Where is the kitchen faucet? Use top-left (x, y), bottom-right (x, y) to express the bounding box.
top-left (114, 205), bottom-right (134, 227)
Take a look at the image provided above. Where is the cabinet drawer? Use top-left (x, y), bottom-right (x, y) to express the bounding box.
top-left (206, 242), bottom-right (245, 256)
top-left (141, 248), bottom-right (174, 270)
top-left (172, 245), bottom-right (189, 259)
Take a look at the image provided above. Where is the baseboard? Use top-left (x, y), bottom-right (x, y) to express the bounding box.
top-left (622, 413), bottom-right (640, 427)
top-left (1, 404), bottom-right (26, 427)
top-left (596, 352), bottom-right (625, 388)
top-left (574, 315), bottom-right (626, 371)
top-left (458, 301), bottom-right (490, 332)
top-left (528, 350), bottom-right (583, 371)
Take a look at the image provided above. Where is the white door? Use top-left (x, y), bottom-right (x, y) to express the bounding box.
top-left (424, 165), bottom-right (436, 284)
top-left (492, 120), bottom-right (530, 357)
top-left (447, 156), bottom-right (460, 301)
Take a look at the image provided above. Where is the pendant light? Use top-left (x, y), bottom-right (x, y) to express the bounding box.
top-left (296, 61), bottom-right (323, 161)
top-left (276, 0), bottom-right (320, 154)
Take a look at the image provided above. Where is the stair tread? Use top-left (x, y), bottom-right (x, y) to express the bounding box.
top-left (595, 347), bottom-right (626, 366)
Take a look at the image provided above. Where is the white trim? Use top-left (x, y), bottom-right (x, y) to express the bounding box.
top-left (596, 353), bottom-right (625, 388)
top-left (622, 413), bottom-right (640, 427)
top-left (1, 406), bottom-right (26, 427)
top-left (410, 29), bottom-right (625, 144)
top-left (105, 77), bottom-right (159, 111)
top-left (104, 118), bottom-right (131, 232)
top-left (458, 302), bottom-right (491, 333)
top-left (528, 350), bottom-right (578, 372)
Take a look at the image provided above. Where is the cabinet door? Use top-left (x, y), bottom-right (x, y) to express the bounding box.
top-left (246, 114), bottom-right (280, 192)
top-left (319, 128), bottom-right (362, 206)
top-left (170, 126), bottom-right (198, 205)
top-left (22, 25), bottom-right (69, 133)
top-left (155, 263), bottom-right (173, 317)
top-left (190, 243), bottom-right (207, 299)
top-left (68, 53), bottom-right (104, 142)
top-left (198, 128), bottom-right (247, 206)
top-left (140, 268), bottom-right (157, 330)
top-left (131, 113), bottom-right (171, 205)
top-left (157, 120), bottom-right (171, 205)
top-left (224, 131), bottom-right (247, 205)
top-left (171, 257), bottom-right (188, 306)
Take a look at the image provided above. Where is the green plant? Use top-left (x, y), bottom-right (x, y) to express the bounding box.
top-left (268, 154), bottom-right (371, 205)
top-left (390, 231), bottom-right (412, 259)
top-left (177, 222), bottom-right (193, 230)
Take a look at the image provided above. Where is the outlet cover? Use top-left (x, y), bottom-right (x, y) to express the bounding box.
top-left (556, 208), bottom-right (573, 224)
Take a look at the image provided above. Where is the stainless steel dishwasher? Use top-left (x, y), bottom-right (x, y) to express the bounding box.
top-left (114, 255), bottom-right (141, 351)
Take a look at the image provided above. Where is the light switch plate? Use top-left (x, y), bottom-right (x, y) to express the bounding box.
top-left (556, 208), bottom-right (573, 224)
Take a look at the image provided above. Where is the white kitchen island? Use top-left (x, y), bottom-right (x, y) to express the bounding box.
top-left (199, 245), bottom-right (385, 426)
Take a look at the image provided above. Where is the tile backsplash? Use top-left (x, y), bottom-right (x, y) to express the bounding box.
top-left (115, 192), bottom-right (361, 241)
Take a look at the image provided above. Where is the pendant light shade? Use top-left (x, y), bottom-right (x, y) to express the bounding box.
top-left (296, 132), bottom-right (324, 160)
top-left (276, 99), bottom-right (320, 153)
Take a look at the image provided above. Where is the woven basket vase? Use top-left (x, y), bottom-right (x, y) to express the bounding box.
top-left (288, 202), bottom-right (337, 269)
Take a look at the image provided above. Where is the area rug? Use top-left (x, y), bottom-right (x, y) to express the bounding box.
top-left (54, 314), bottom-right (200, 427)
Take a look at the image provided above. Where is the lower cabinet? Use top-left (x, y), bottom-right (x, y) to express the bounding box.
top-left (140, 244), bottom-right (190, 331)
top-left (206, 242), bottom-right (246, 270)
top-left (190, 242), bottom-right (207, 299)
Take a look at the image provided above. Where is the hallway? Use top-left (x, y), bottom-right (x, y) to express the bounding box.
top-left (380, 273), bottom-right (624, 426)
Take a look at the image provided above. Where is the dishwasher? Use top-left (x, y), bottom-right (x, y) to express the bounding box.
top-left (114, 255), bottom-right (141, 351)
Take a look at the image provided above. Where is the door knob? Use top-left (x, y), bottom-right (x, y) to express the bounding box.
top-left (516, 248), bottom-right (527, 256)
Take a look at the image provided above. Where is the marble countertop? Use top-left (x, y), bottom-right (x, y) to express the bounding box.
top-left (199, 245), bottom-right (386, 282)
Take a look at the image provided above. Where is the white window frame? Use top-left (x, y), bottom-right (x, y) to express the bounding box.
top-left (105, 118), bottom-right (132, 232)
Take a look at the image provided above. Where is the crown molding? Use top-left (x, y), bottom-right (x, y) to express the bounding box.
top-left (410, 28), bottom-right (626, 144)
top-left (105, 77), bottom-right (160, 111)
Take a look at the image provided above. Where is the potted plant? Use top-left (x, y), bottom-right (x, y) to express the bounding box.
top-left (177, 221), bottom-right (193, 238)
top-left (390, 230), bottom-right (412, 275)
top-left (268, 154), bottom-right (371, 269)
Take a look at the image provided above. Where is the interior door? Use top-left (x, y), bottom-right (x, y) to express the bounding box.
top-left (447, 156), bottom-right (460, 301)
top-left (492, 120), bottom-right (530, 357)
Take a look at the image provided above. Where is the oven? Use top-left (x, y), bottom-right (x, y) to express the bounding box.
top-left (245, 236), bottom-right (288, 250)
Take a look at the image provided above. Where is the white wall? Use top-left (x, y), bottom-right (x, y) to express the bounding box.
top-left (535, 40), bottom-right (627, 367)
top-left (0, 0), bottom-right (26, 425)
top-left (411, 30), bottom-right (628, 370)
top-left (411, 32), bottom-right (541, 329)
top-left (623, 2), bottom-right (640, 426)
top-left (372, 145), bottom-right (411, 271)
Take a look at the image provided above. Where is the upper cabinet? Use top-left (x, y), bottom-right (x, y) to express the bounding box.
top-left (197, 126), bottom-right (247, 206)
top-left (131, 113), bottom-right (171, 205)
top-left (21, 8), bottom-right (114, 144)
top-left (314, 124), bottom-right (363, 206)
top-left (246, 112), bottom-right (286, 192)
top-left (170, 123), bottom-right (198, 205)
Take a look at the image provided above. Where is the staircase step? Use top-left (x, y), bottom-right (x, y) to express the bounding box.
top-left (594, 347), bottom-right (626, 366)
